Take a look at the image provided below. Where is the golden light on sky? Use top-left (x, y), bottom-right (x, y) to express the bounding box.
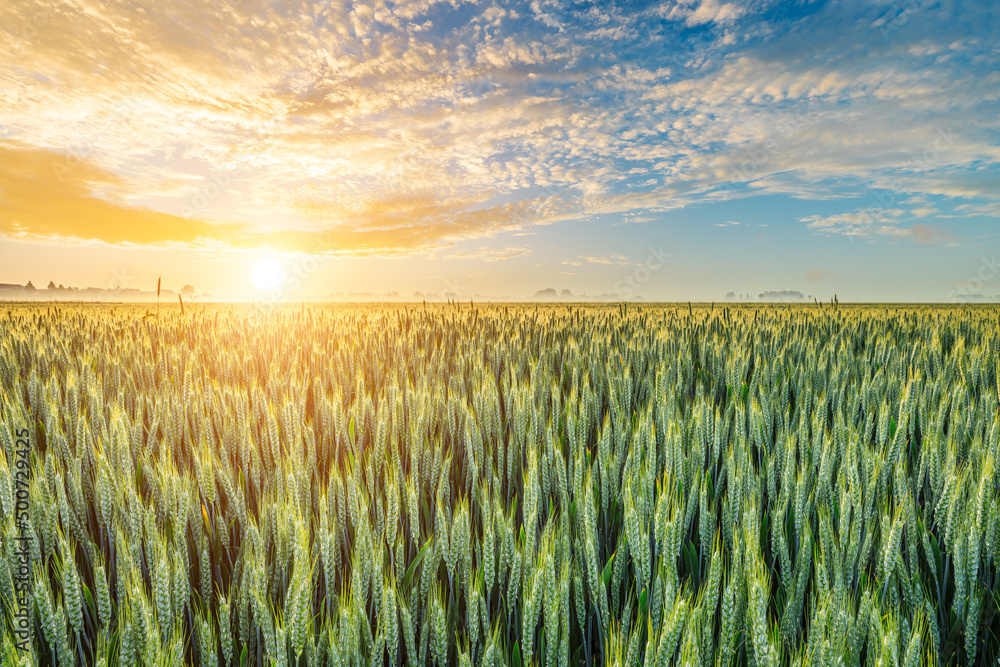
top-left (252, 258), bottom-right (285, 291)
top-left (0, 0), bottom-right (998, 301)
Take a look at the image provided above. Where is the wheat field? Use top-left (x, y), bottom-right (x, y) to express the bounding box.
top-left (1, 303), bottom-right (999, 666)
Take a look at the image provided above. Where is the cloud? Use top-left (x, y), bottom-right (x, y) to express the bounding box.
top-left (0, 142), bottom-right (241, 246)
top-left (579, 255), bottom-right (616, 265)
top-left (655, 0), bottom-right (747, 26)
top-left (807, 270), bottom-right (834, 282)
top-left (802, 206), bottom-right (956, 245)
top-left (441, 245), bottom-right (531, 261)
top-left (955, 202), bottom-right (1000, 218)
top-left (898, 223), bottom-right (954, 245)
top-left (562, 253), bottom-right (631, 266)
top-left (0, 142), bottom-right (560, 255)
top-left (0, 0), bottom-right (997, 255)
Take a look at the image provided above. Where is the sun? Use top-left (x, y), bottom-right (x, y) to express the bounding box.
top-left (251, 258), bottom-right (285, 291)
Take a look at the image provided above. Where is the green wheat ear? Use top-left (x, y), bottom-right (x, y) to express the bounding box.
top-left (3, 302), bottom-right (996, 666)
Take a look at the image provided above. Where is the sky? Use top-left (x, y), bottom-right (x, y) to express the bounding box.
top-left (0, 0), bottom-right (998, 302)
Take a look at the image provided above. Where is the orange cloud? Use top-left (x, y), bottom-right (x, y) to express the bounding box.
top-left (0, 143), bottom-right (565, 255)
top-left (0, 142), bottom-right (242, 245)
top-left (807, 269), bottom-right (834, 282)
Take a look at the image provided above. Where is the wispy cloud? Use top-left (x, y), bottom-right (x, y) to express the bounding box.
top-left (654, 0), bottom-right (747, 27)
top-left (441, 245), bottom-right (531, 261)
top-left (801, 208), bottom-right (956, 245)
top-left (807, 269), bottom-right (835, 282)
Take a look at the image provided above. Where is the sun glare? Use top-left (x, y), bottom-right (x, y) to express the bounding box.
top-left (251, 258), bottom-right (284, 291)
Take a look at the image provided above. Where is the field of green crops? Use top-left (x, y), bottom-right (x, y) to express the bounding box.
top-left (2, 303), bottom-right (1000, 666)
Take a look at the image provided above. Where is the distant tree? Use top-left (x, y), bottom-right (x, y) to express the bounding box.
top-left (759, 290), bottom-right (805, 301)
top-left (725, 291), bottom-right (735, 299)
top-left (181, 284), bottom-right (195, 296)
top-left (25, 281), bottom-right (35, 290)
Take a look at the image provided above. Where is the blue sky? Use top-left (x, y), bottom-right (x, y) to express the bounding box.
top-left (0, 0), bottom-right (997, 301)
